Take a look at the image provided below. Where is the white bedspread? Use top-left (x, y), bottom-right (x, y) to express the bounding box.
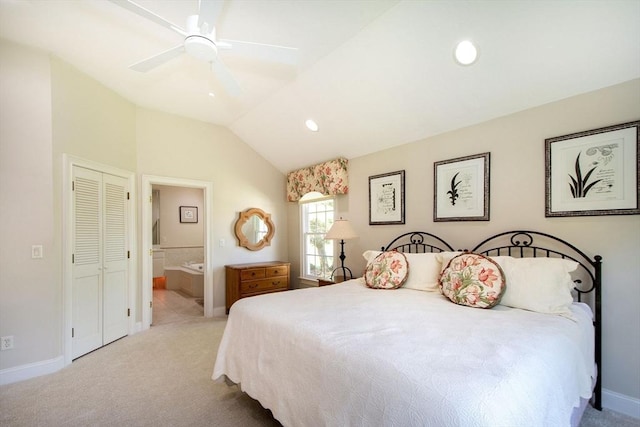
top-left (212, 279), bottom-right (595, 427)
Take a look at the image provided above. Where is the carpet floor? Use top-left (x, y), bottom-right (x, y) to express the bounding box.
top-left (0, 290), bottom-right (637, 427)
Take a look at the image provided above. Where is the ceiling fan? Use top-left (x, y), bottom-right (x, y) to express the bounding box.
top-left (108, 0), bottom-right (298, 97)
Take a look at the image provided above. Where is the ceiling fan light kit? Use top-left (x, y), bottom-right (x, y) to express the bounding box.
top-left (184, 35), bottom-right (218, 62)
top-left (305, 119), bottom-right (319, 132)
top-left (455, 40), bottom-right (478, 65)
top-left (109, 0), bottom-right (298, 97)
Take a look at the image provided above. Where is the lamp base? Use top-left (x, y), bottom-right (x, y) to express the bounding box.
top-left (329, 266), bottom-right (353, 282)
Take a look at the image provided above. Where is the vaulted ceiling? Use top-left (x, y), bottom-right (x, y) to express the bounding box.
top-left (1, 0), bottom-right (638, 172)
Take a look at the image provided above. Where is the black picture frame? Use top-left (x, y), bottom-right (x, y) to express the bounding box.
top-left (545, 120), bottom-right (639, 217)
top-left (369, 170), bottom-right (405, 225)
top-left (179, 206), bottom-right (198, 223)
top-left (434, 152), bottom-right (490, 222)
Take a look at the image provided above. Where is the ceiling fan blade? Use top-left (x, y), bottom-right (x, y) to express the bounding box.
top-left (108, 0), bottom-right (187, 36)
top-left (211, 59), bottom-right (242, 97)
top-left (218, 39), bottom-right (298, 66)
top-left (130, 45), bottom-right (185, 72)
top-left (198, 0), bottom-right (225, 31)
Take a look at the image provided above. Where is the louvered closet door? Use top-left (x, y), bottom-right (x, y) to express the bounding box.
top-left (102, 173), bottom-right (128, 344)
top-left (72, 167), bottom-right (104, 359)
top-left (72, 167), bottom-right (129, 359)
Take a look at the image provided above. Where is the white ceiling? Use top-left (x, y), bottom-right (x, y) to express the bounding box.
top-left (1, 0), bottom-right (639, 173)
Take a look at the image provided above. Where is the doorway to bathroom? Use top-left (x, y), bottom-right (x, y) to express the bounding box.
top-left (151, 184), bottom-right (205, 325)
top-left (141, 175), bottom-right (214, 330)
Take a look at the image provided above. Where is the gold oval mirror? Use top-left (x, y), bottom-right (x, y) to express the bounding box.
top-left (234, 208), bottom-right (275, 251)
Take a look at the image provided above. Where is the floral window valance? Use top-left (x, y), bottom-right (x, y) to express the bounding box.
top-left (286, 158), bottom-right (349, 201)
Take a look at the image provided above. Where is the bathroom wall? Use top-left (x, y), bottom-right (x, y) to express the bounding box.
top-left (153, 185), bottom-right (204, 267)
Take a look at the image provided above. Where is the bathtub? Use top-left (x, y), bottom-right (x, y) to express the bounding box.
top-left (164, 263), bottom-right (204, 297)
top-left (182, 262), bottom-right (204, 273)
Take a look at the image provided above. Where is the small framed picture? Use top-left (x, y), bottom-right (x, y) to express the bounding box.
top-left (545, 121), bottom-right (639, 217)
top-left (434, 153), bottom-right (490, 222)
top-left (369, 170), bottom-right (405, 225)
top-left (179, 206), bottom-right (198, 223)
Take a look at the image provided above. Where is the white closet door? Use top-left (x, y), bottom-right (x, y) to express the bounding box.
top-left (102, 173), bottom-right (129, 344)
top-left (72, 167), bottom-right (129, 359)
top-left (72, 167), bottom-right (103, 359)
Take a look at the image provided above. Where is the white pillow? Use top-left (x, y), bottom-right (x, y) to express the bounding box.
top-left (436, 251), bottom-right (464, 272)
top-left (362, 250), bottom-right (382, 264)
top-left (490, 256), bottom-right (578, 318)
top-left (363, 250), bottom-right (446, 291)
top-left (402, 253), bottom-right (443, 291)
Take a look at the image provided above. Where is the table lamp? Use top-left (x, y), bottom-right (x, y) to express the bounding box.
top-left (324, 217), bottom-right (358, 281)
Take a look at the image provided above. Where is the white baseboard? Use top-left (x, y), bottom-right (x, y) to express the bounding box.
top-left (212, 306), bottom-right (226, 317)
top-left (603, 388), bottom-right (640, 419)
top-left (0, 356), bottom-right (64, 386)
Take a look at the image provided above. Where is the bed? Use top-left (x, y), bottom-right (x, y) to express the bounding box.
top-left (212, 230), bottom-right (601, 427)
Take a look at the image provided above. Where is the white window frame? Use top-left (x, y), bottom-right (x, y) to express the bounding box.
top-left (299, 195), bottom-right (336, 281)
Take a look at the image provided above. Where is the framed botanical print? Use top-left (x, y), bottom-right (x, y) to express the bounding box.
top-left (545, 121), bottom-right (639, 217)
top-left (434, 153), bottom-right (490, 222)
top-left (369, 170), bottom-right (405, 225)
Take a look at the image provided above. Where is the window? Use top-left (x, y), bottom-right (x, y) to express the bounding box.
top-left (300, 196), bottom-right (335, 280)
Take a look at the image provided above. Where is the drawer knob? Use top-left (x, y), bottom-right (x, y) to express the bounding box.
top-left (272, 281), bottom-right (280, 286)
top-left (249, 284), bottom-right (258, 289)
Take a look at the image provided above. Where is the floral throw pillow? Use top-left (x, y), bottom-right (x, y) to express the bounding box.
top-left (439, 252), bottom-right (506, 308)
top-left (364, 251), bottom-right (409, 290)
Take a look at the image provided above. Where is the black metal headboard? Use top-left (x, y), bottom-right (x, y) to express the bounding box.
top-left (381, 231), bottom-right (454, 253)
top-left (470, 230), bottom-right (602, 410)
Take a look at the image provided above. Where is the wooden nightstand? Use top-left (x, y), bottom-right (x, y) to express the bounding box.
top-left (317, 278), bottom-right (335, 287)
top-left (317, 275), bottom-right (352, 286)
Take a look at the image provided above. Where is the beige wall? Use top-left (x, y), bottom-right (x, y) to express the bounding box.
top-left (135, 108), bottom-right (288, 316)
top-left (0, 41), bottom-right (57, 369)
top-left (50, 59), bottom-right (137, 172)
top-left (344, 79), bottom-right (639, 401)
top-left (0, 41), bottom-right (288, 376)
top-left (154, 185), bottom-right (204, 248)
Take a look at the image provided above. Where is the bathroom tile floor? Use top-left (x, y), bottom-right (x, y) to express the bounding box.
top-left (152, 289), bottom-right (204, 326)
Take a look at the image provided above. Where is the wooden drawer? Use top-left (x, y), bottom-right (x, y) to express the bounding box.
top-left (240, 268), bottom-right (266, 281)
top-left (266, 265), bottom-right (288, 278)
top-left (240, 277), bottom-right (288, 295)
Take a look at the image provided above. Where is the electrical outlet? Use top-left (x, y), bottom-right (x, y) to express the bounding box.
top-left (1, 336), bottom-right (14, 350)
top-left (32, 245), bottom-right (43, 259)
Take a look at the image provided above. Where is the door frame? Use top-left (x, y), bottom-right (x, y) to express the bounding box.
top-left (141, 175), bottom-right (214, 329)
top-left (62, 154), bottom-right (137, 366)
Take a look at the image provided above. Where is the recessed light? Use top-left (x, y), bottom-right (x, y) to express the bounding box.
top-left (305, 119), bottom-right (319, 132)
top-left (455, 40), bottom-right (478, 65)
top-left (208, 92), bottom-right (216, 97)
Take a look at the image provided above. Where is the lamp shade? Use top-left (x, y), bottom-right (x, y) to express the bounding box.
top-left (325, 218), bottom-right (358, 240)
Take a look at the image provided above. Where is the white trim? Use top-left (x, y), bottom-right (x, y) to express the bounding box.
top-left (62, 154), bottom-right (137, 367)
top-left (212, 307), bottom-right (226, 317)
top-left (299, 196), bottom-right (337, 281)
top-left (602, 388), bottom-right (640, 419)
top-left (0, 356), bottom-right (64, 386)
top-left (141, 175), bottom-right (214, 330)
